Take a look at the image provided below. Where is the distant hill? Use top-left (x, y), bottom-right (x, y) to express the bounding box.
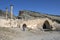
top-left (18, 10), bottom-right (60, 23)
top-left (0, 10), bottom-right (6, 18)
top-left (0, 10), bottom-right (16, 19)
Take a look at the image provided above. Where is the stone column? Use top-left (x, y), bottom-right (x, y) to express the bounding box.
top-left (10, 5), bottom-right (13, 19)
top-left (6, 8), bottom-right (8, 19)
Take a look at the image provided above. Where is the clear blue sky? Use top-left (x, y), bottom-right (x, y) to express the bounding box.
top-left (0, 0), bottom-right (60, 16)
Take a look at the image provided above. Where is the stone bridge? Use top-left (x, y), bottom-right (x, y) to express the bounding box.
top-left (0, 18), bottom-right (57, 30)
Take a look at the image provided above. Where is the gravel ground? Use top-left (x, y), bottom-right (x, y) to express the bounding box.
top-left (0, 27), bottom-right (60, 40)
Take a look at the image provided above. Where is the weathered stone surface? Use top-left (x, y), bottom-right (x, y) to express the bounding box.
top-left (0, 18), bottom-right (57, 30)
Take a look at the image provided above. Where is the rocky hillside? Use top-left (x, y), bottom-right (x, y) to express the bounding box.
top-left (18, 10), bottom-right (60, 23)
top-left (0, 9), bottom-right (60, 23)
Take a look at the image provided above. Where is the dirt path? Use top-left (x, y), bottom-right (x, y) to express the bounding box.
top-left (0, 27), bottom-right (60, 40)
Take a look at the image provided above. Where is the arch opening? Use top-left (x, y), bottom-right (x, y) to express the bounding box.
top-left (22, 24), bottom-right (27, 31)
top-left (43, 20), bottom-right (52, 30)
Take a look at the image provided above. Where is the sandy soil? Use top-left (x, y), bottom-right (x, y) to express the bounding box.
top-left (0, 27), bottom-right (60, 40)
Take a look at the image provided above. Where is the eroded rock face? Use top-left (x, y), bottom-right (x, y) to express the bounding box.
top-left (0, 19), bottom-right (18, 27)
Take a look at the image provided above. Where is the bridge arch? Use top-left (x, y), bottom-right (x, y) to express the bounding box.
top-left (43, 20), bottom-right (52, 30)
